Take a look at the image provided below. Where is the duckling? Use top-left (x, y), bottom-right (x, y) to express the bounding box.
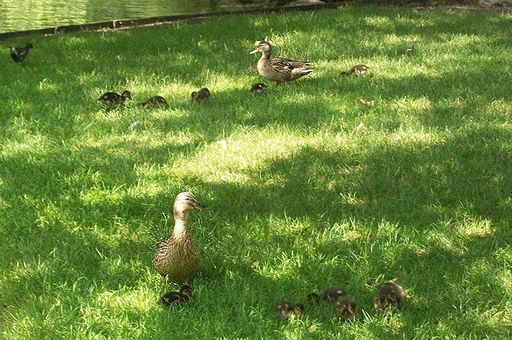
top-left (137, 95), bottom-right (169, 108)
top-left (10, 43), bottom-right (33, 63)
top-left (98, 90), bottom-right (132, 107)
top-left (359, 98), bottom-right (375, 106)
top-left (158, 281), bottom-right (193, 308)
top-left (153, 192), bottom-right (206, 283)
top-left (128, 121), bottom-right (141, 132)
top-left (250, 83), bottom-right (268, 94)
top-left (306, 292), bottom-right (321, 304)
top-left (321, 287), bottom-right (346, 303)
top-left (373, 279), bottom-right (406, 313)
top-left (404, 42), bottom-right (416, 55)
top-left (250, 38), bottom-right (313, 84)
top-left (275, 301), bottom-right (305, 319)
top-left (191, 88), bottom-right (210, 103)
top-left (341, 64), bottom-right (369, 76)
top-left (335, 297), bottom-right (360, 321)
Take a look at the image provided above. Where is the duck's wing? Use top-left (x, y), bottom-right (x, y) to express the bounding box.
top-left (268, 57), bottom-right (295, 72)
top-left (282, 58), bottom-right (313, 70)
top-left (280, 58), bottom-right (313, 80)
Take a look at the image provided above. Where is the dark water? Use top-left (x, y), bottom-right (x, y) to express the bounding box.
top-left (0, 0), bottom-right (273, 33)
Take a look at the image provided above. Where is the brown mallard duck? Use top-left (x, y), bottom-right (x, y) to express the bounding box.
top-left (275, 301), bottom-right (305, 319)
top-left (335, 297), bottom-right (360, 321)
top-left (341, 64), bottom-right (369, 76)
top-left (98, 90), bottom-right (132, 106)
top-left (153, 192), bottom-right (206, 283)
top-left (158, 281), bottom-right (193, 308)
top-left (10, 43), bottom-right (33, 63)
top-left (191, 88), bottom-right (210, 103)
top-left (250, 38), bottom-right (313, 84)
top-left (373, 279), bottom-right (406, 313)
top-left (137, 95), bottom-right (169, 108)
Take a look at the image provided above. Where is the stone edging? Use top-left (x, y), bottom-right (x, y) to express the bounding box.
top-left (0, 3), bottom-right (340, 41)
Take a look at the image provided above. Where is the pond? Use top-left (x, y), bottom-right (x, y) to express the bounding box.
top-left (0, 0), bottom-right (278, 33)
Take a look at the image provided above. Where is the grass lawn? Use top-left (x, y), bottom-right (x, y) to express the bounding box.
top-left (1, 4), bottom-right (511, 339)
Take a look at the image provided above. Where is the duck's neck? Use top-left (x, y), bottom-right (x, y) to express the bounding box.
top-left (260, 48), bottom-right (271, 61)
top-left (172, 208), bottom-right (190, 240)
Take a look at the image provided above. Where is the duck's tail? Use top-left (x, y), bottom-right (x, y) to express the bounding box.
top-left (290, 63), bottom-right (314, 80)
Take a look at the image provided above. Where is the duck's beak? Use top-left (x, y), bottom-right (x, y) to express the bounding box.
top-left (249, 48), bottom-right (259, 54)
top-left (194, 200), bottom-right (207, 210)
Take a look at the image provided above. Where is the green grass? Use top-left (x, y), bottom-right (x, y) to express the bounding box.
top-left (1, 5), bottom-right (511, 339)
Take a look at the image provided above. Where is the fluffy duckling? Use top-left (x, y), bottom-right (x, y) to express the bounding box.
top-left (98, 90), bottom-right (132, 107)
top-left (250, 83), bottom-right (268, 94)
top-left (158, 281), bottom-right (193, 308)
top-left (137, 95), bottom-right (169, 108)
top-left (373, 279), bottom-right (406, 313)
top-left (335, 297), bottom-right (360, 321)
top-left (341, 64), bottom-right (369, 76)
top-left (128, 121), bottom-right (141, 132)
top-left (191, 88), bottom-right (210, 103)
top-left (275, 301), bottom-right (305, 319)
top-left (153, 192), bottom-right (206, 283)
top-left (10, 43), bottom-right (33, 63)
top-left (321, 287), bottom-right (346, 303)
top-left (359, 98), bottom-right (375, 106)
top-left (250, 37), bottom-right (313, 84)
top-left (404, 41), bottom-right (416, 55)
top-left (306, 292), bottom-right (321, 304)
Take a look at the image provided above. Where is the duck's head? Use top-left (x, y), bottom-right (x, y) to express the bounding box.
top-left (250, 38), bottom-right (272, 55)
top-left (26, 43), bottom-right (33, 49)
top-left (121, 90), bottom-right (132, 100)
top-left (173, 192), bottom-right (207, 214)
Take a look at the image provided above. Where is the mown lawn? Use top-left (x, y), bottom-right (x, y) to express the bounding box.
top-left (0, 5), bottom-right (511, 339)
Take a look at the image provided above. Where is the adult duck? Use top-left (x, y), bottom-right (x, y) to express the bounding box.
top-left (250, 38), bottom-right (313, 84)
top-left (153, 192), bottom-right (206, 283)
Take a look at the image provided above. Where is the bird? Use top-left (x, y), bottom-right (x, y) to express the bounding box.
top-left (10, 43), bottom-right (33, 63)
top-left (98, 90), bottom-right (132, 107)
top-left (359, 98), bottom-right (375, 106)
top-left (404, 41), bottom-right (416, 55)
top-left (373, 279), bottom-right (406, 313)
top-left (275, 301), bottom-right (305, 319)
top-left (128, 121), bottom-right (141, 132)
top-left (321, 287), bottom-right (346, 303)
top-left (158, 281), bottom-right (193, 308)
top-left (341, 64), bottom-right (369, 76)
top-left (335, 297), bottom-right (360, 321)
top-left (136, 95), bottom-right (169, 108)
top-left (250, 83), bottom-right (268, 94)
top-left (306, 292), bottom-right (321, 304)
top-left (191, 88), bottom-right (211, 103)
top-left (249, 37), bottom-right (313, 84)
top-left (153, 192), bottom-right (206, 284)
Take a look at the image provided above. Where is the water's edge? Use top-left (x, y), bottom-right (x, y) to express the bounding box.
top-left (0, 3), bottom-right (340, 41)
